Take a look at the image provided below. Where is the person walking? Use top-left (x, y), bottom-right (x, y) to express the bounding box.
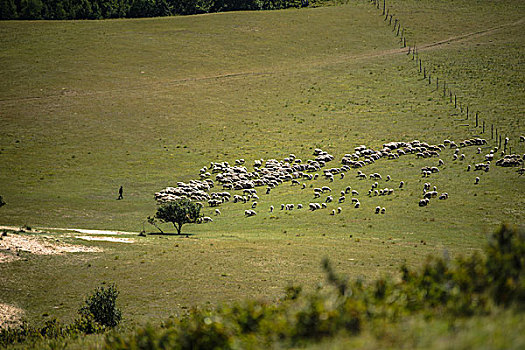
top-left (117, 186), bottom-right (123, 200)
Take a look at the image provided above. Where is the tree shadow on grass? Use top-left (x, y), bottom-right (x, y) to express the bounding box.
top-left (144, 232), bottom-right (196, 237)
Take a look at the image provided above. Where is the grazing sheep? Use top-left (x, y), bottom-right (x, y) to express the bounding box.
top-left (330, 209), bottom-right (336, 215)
top-left (340, 173), bottom-right (345, 179)
top-left (266, 188), bottom-right (271, 194)
top-left (201, 216), bottom-right (213, 223)
top-left (475, 177), bottom-right (480, 184)
top-left (380, 207), bottom-right (386, 214)
top-left (386, 175), bottom-right (391, 181)
top-left (438, 193), bottom-right (449, 200)
top-left (322, 186), bottom-right (332, 192)
top-left (338, 196), bottom-right (346, 203)
top-left (215, 209), bottom-right (221, 216)
top-left (270, 205), bottom-right (274, 213)
top-left (245, 209), bottom-right (257, 217)
top-left (477, 147), bottom-right (482, 154)
top-left (297, 204), bottom-right (303, 209)
top-left (399, 181), bottom-right (404, 189)
top-left (354, 201), bottom-right (360, 208)
top-left (337, 207), bottom-right (342, 214)
top-left (438, 159), bottom-right (444, 166)
top-left (302, 183), bottom-right (306, 189)
top-left (374, 190), bottom-right (379, 196)
top-left (375, 206), bottom-right (381, 214)
top-left (467, 165), bottom-right (471, 171)
top-left (252, 202), bottom-right (257, 209)
top-left (351, 198), bottom-right (359, 204)
top-left (321, 203), bottom-right (327, 209)
top-left (291, 179), bottom-right (300, 186)
top-left (309, 203), bottom-right (317, 211)
top-left (281, 204), bottom-right (285, 210)
top-left (326, 196), bottom-right (333, 203)
top-left (419, 199), bottom-right (429, 207)
top-left (460, 154), bottom-right (465, 160)
top-left (351, 190), bottom-right (359, 196)
top-left (345, 186), bottom-right (352, 194)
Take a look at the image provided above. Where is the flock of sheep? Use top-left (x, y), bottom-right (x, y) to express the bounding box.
top-left (154, 136), bottom-right (524, 223)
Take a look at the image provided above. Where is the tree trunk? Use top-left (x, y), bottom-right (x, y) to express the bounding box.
top-left (176, 223), bottom-right (182, 235)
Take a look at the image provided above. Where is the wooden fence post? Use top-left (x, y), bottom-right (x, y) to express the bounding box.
top-left (383, 0), bottom-right (385, 15)
top-left (454, 94), bottom-right (457, 108)
top-left (466, 106), bottom-right (469, 120)
top-left (476, 112), bottom-right (478, 127)
top-left (482, 120), bottom-right (485, 133)
top-left (491, 124), bottom-right (494, 139)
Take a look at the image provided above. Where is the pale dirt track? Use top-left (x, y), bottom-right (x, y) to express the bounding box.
top-left (0, 17), bottom-right (522, 105)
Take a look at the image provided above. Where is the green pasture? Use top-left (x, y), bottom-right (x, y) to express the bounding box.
top-left (0, 0), bottom-right (524, 333)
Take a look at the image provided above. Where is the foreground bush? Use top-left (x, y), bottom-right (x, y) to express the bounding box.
top-left (104, 224), bottom-right (525, 349)
top-left (0, 283), bottom-right (119, 347)
top-left (2, 225), bottom-right (523, 349)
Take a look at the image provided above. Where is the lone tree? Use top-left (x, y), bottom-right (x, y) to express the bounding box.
top-left (154, 198), bottom-right (202, 234)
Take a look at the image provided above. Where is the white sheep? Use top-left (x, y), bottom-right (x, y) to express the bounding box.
top-left (386, 175), bottom-right (391, 181)
top-left (270, 205), bottom-right (274, 213)
top-left (475, 177), bottom-right (480, 184)
top-left (326, 196), bottom-right (333, 203)
top-left (322, 186), bottom-right (332, 192)
top-left (438, 159), bottom-right (444, 166)
top-left (201, 216), bottom-right (213, 223)
top-left (252, 202), bottom-right (257, 209)
top-left (244, 209), bottom-right (257, 217)
top-left (399, 181), bottom-right (404, 189)
top-left (215, 209), bottom-right (221, 216)
top-left (380, 207), bottom-right (386, 214)
top-left (330, 209), bottom-right (336, 215)
top-left (351, 190), bottom-right (359, 196)
top-left (297, 204), bottom-right (303, 209)
top-left (338, 196), bottom-right (345, 203)
top-left (375, 206), bottom-right (381, 214)
top-left (337, 207), bottom-right (342, 214)
top-left (354, 201), bottom-right (360, 208)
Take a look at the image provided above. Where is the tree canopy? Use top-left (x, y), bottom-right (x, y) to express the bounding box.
top-left (0, 0), bottom-right (308, 20)
top-left (154, 198), bottom-right (202, 235)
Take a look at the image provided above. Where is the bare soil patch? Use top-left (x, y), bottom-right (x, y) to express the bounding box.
top-left (0, 303), bottom-right (24, 330)
top-left (0, 231), bottom-right (102, 263)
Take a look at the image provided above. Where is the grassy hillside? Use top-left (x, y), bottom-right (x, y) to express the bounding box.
top-left (0, 0), bottom-right (524, 339)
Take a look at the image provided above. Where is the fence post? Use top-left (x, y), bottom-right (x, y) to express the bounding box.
top-left (428, 74), bottom-right (431, 84)
top-left (403, 37), bottom-right (406, 47)
top-left (436, 77), bottom-right (439, 90)
top-left (383, 0), bottom-right (385, 15)
top-left (394, 19), bottom-right (398, 31)
top-left (443, 82), bottom-right (446, 97)
top-left (491, 124), bottom-right (494, 139)
top-left (454, 94), bottom-right (457, 108)
top-left (482, 120), bottom-right (485, 133)
top-left (476, 112), bottom-right (478, 127)
top-left (423, 67), bottom-right (426, 78)
top-left (466, 106), bottom-right (469, 120)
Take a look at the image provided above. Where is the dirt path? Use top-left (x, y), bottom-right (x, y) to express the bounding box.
top-left (0, 17), bottom-right (522, 105)
top-left (0, 303), bottom-right (24, 330)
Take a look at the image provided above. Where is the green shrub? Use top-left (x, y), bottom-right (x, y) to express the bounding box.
top-left (79, 283), bottom-right (122, 329)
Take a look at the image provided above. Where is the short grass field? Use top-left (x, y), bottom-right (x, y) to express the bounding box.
top-left (0, 0), bottom-right (524, 340)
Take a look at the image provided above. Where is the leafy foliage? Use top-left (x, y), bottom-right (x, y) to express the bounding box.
top-left (0, 195), bottom-right (5, 207)
top-left (154, 199), bottom-right (202, 234)
top-left (0, 0), bottom-right (311, 20)
top-left (79, 283), bottom-right (122, 328)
